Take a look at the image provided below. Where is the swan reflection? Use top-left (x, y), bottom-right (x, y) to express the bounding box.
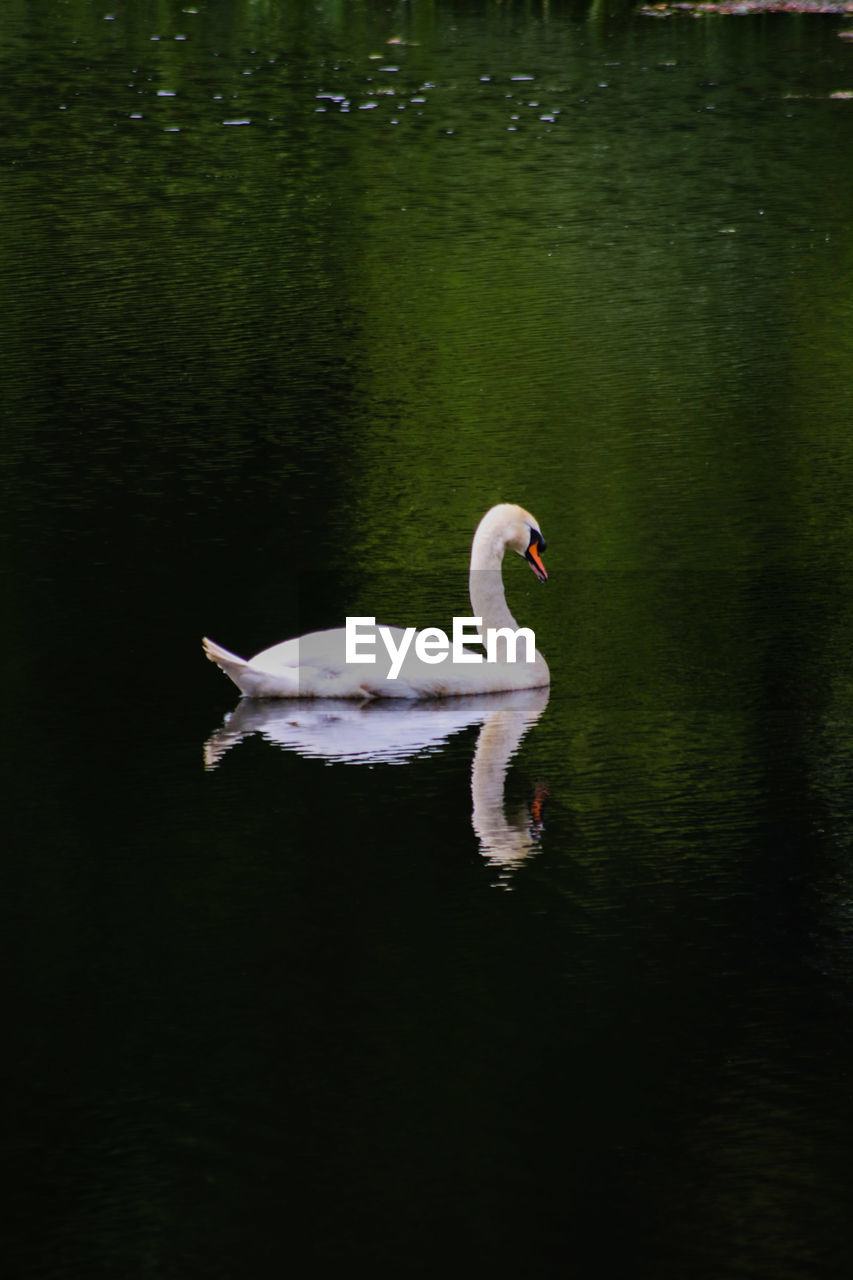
top-left (204, 687), bottom-right (549, 871)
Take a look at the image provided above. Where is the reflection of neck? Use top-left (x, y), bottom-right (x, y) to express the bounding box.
top-left (470, 689), bottom-right (549, 869)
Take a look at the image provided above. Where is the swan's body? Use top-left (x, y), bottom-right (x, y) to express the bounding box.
top-left (203, 503), bottom-right (549, 699)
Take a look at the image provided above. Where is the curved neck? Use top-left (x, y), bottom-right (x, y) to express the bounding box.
top-left (468, 518), bottom-right (519, 633)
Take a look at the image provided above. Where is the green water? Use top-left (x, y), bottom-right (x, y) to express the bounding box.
top-left (5, 1), bottom-right (853, 1275)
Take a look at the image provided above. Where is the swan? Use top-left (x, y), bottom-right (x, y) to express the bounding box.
top-left (202, 503), bottom-right (549, 698)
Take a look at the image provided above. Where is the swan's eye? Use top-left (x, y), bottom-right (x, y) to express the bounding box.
top-left (529, 529), bottom-right (546, 553)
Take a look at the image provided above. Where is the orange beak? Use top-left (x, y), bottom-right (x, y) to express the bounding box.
top-left (525, 539), bottom-right (548, 582)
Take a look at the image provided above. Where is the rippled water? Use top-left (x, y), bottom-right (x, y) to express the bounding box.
top-left (5, 2), bottom-right (853, 1276)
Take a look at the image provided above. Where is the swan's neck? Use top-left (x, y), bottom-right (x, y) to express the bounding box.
top-left (469, 570), bottom-right (519, 633)
top-left (466, 524), bottom-right (517, 634)
top-left (468, 524), bottom-right (519, 633)
top-left (467, 507), bottom-right (549, 682)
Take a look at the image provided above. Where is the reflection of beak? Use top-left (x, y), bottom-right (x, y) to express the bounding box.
top-left (525, 542), bottom-right (548, 582)
top-left (529, 781), bottom-right (549, 826)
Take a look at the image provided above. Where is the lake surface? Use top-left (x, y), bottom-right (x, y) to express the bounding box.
top-left (5, 1), bottom-right (853, 1275)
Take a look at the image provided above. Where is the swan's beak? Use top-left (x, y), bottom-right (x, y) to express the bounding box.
top-left (525, 537), bottom-right (548, 582)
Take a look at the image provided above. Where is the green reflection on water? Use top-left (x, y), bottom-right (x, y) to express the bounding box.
top-left (5, 2), bottom-right (853, 1278)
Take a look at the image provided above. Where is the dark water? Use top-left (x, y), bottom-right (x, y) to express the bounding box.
top-left (6, 1), bottom-right (853, 1275)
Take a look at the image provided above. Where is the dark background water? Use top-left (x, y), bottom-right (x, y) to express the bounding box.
top-left (5, 1), bottom-right (853, 1275)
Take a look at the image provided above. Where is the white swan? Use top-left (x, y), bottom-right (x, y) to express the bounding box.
top-left (202, 503), bottom-right (549, 699)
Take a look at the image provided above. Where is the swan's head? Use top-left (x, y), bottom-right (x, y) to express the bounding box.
top-left (522, 523), bottom-right (548, 582)
top-left (477, 503), bottom-right (548, 582)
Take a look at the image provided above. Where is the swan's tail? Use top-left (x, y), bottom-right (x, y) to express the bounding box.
top-left (203, 635), bottom-right (302, 697)
top-left (203, 636), bottom-right (252, 686)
